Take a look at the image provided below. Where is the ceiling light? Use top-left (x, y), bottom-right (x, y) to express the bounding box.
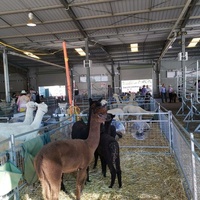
top-left (187, 38), bottom-right (200, 48)
top-left (24, 51), bottom-right (40, 59)
top-left (130, 43), bottom-right (138, 52)
top-left (27, 13), bottom-right (36, 27)
top-left (75, 48), bottom-right (86, 56)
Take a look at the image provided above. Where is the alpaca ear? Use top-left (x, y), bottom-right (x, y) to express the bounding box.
top-left (100, 99), bottom-right (107, 106)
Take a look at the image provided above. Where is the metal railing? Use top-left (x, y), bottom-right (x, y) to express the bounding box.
top-left (0, 99), bottom-right (200, 199)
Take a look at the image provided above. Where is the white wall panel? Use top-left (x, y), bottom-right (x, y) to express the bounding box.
top-left (120, 68), bottom-right (152, 80)
top-left (37, 73), bottom-right (66, 86)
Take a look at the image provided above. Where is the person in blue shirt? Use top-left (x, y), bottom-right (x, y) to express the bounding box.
top-left (160, 83), bottom-right (167, 103)
top-left (141, 85), bottom-right (147, 96)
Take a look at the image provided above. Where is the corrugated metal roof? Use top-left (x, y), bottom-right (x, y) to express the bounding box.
top-left (0, 0), bottom-right (200, 71)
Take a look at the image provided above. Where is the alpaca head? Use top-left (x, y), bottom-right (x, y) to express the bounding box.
top-left (107, 113), bottom-right (115, 121)
top-left (35, 102), bottom-right (48, 114)
top-left (26, 101), bottom-right (37, 110)
top-left (89, 98), bottom-right (107, 123)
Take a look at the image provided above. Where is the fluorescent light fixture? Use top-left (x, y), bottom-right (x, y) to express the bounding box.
top-left (187, 38), bottom-right (200, 48)
top-left (75, 48), bottom-right (86, 56)
top-left (27, 13), bottom-right (36, 27)
top-left (130, 43), bottom-right (138, 52)
top-left (27, 20), bottom-right (36, 27)
top-left (24, 51), bottom-right (40, 59)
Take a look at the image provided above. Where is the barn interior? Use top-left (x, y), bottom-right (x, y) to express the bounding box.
top-left (0, 0), bottom-right (200, 200)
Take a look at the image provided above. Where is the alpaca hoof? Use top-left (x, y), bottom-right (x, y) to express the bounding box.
top-left (109, 185), bottom-right (113, 188)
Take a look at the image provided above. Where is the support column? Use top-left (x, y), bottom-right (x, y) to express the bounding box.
top-left (181, 28), bottom-right (186, 100)
top-left (62, 41), bottom-right (72, 106)
top-left (155, 62), bottom-right (160, 97)
top-left (111, 63), bottom-right (115, 93)
top-left (85, 38), bottom-right (91, 98)
top-left (3, 48), bottom-right (10, 102)
top-left (117, 64), bottom-right (121, 94)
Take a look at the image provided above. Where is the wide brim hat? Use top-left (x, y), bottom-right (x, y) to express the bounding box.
top-left (21, 90), bottom-right (27, 94)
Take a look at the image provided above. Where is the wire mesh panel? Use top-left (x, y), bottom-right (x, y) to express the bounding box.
top-left (119, 112), bottom-right (171, 154)
top-left (172, 118), bottom-right (200, 199)
top-left (0, 116), bottom-right (73, 199)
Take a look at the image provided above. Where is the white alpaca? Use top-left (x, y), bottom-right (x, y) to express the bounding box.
top-left (107, 108), bottom-right (124, 121)
top-left (122, 104), bottom-right (153, 114)
top-left (128, 93), bottom-right (138, 106)
top-left (0, 103), bottom-right (48, 150)
top-left (58, 102), bottom-right (68, 114)
top-left (113, 93), bottom-right (138, 107)
top-left (113, 93), bottom-right (121, 104)
top-left (123, 104), bottom-right (153, 130)
top-left (8, 101), bottom-right (37, 125)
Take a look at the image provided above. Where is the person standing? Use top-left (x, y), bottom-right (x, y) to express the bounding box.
top-left (141, 85), bottom-right (147, 96)
top-left (16, 90), bottom-right (30, 112)
top-left (168, 85), bottom-right (174, 103)
top-left (160, 83), bottom-right (167, 103)
top-left (146, 85), bottom-right (151, 95)
top-left (29, 88), bottom-right (36, 102)
top-left (107, 85), bottom-right (113, 104)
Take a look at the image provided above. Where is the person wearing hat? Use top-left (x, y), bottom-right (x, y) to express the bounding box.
top-left (16, 90), bottom-right (30, 112)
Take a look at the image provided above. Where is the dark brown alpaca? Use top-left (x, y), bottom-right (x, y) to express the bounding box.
top-left (34, 98), bottom-right (107, 200)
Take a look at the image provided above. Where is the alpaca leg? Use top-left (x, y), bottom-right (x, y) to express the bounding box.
top-left (117, 170), bottom-right (122, 188)
top-left (41, 180), bottom-right (51, 200)
top-left (76, 168), bottom-right (87, 200)
top-left (108, 164), bottom-right (116, 188)
top-left (40, 165), bottom-right (62, 200)
top-left (51, 180), bottom-right (61, 200)
top-left (116, 158), bottom-right (122, 188)
top-left (86, 166), bottom-right (90, 182)
top-left (100, 157), bottom-right (107, 177)
top-left (93, 150), bottom-right (99, 169)
top-left (41, 177), bottom-right (60, 200)
top-left (61, 174), bottom-right (68, 193)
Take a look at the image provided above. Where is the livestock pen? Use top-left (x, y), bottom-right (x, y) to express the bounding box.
top-left (0, 99), bottom-right (199, 200)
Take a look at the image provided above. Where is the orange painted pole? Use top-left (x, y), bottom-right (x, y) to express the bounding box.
top-left (62, 41), bottom-right (72, 106)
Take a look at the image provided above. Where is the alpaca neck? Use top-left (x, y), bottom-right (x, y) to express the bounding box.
top-left (23, 107), bottom-right (34, 124)
top-left (86, 114), bottom-right (101, 151)
top-left (30, 109), bottom-right (45, 129)
top-left (114, 96), bottom-right (120, 104)
top-left (129, 97), bottom-right (133, 103)
top-left (104, 121), bottom-right (111, 134)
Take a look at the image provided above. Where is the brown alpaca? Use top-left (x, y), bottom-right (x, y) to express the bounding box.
top-left (34, 98), bottom-right (107, 200)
